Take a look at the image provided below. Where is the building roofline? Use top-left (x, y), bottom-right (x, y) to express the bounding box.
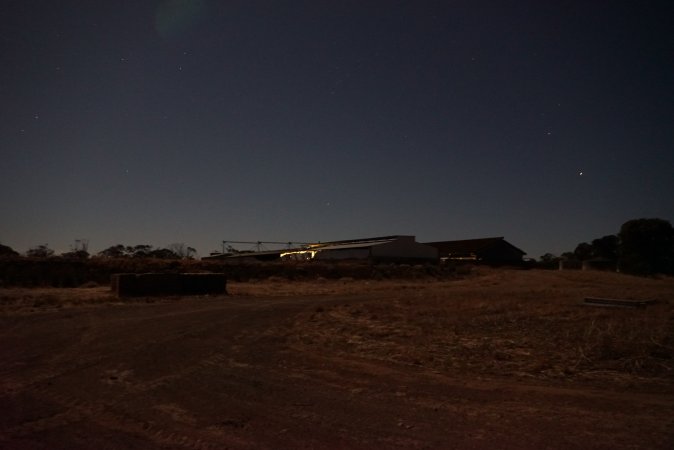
top-left (309, 235), bottom-right (413, 248)
top-left (424, 237), bottom-right (526, 256)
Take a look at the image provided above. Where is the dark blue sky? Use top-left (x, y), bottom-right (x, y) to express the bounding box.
top-left (2, 1), bottom-right (673, 258)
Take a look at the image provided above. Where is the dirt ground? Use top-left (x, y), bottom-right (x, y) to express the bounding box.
top-left (1, 268), bottom-right (673, 449)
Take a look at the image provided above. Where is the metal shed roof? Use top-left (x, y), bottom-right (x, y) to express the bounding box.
top-left (313, 240), bottom-right (393, 251)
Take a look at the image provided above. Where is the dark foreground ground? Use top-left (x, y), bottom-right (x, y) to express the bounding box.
top-left (1, 271), bottom-right (673, 449)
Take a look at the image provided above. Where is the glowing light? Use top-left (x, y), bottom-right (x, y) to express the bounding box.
top-left (280, 250), bottom-right (317, 260)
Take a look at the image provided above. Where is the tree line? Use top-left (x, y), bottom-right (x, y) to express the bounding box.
top-left (540, 218), bottom-right (674, 275)
top-left (0, 243), bottom-right (197, 260)
top-left (2, 217), bottom-right (672, 275)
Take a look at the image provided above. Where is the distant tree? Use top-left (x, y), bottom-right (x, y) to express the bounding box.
top-left (26, 244), bottom-right (54, 258)
top-left (60, 239), bottom-right (89, 259)
top-left (0, 243), bottom-right (19, 257)
top-left (558, 251), bottom-right (576, 261)
top-left (573, 242), bottom-right (593, 261)
top-left (130, 245), bottom-right (153, 258)
top-left (591, 235), bottom-right (619, 260)
top-left (618, 218), bottom-right (674, 275)
top-left (61, 250), bottom-right (89, 259)
top-left (539, 253), bottom-right (558, 263)
top-left (168, 243), bottom-right (196, 259)
top-left (70, 239), bottom-right (89, 253)
top-left (97, 244), bottom-right (129, 258)
top-left (147, 248), bottom-right (180, 259)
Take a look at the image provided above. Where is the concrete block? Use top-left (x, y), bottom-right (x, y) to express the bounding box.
top-left (111, 273), bottom-right (227, 297)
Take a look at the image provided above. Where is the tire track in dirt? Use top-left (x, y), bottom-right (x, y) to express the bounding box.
top-left (284, 351), bottom-right (674, 448)
top-left (113, 349), bottom-right (251, 394)
top-left (0, 298), bottom-right (310, 449)
top-left (3, 290), bottom-right (673, 449)
top-left (2, 384), bottom-right (239, 450)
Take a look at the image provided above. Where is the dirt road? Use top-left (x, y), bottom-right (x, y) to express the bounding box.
top-left (1, 293), bottom-right (673, 449)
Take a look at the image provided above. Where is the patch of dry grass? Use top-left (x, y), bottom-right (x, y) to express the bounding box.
top-left (0, 286), bottom-right (117, 312)
top-left (3, 268), bottom-right (673, 390)
top-left (287, 268), bottom-right (674, 389)
top-left (227, 277), bottom-right (437, 297)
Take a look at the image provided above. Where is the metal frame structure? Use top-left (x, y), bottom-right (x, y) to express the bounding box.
top-left (221, 240), bottom-right (310, 253)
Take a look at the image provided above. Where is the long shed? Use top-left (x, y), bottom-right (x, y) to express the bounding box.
top-left (424, 237), bottom-right (525, 265)
top-left (282, 236), bottom-right (438, 262)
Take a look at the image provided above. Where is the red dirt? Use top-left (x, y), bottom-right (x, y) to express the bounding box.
top-left (1, 270), bottom-right (673, 449)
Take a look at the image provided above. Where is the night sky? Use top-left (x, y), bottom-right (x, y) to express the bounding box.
top-left (2, 1), bottom-right (673, 258)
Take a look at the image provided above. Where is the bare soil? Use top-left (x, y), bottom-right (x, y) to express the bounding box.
top-left (1, 268), bottom-right (673, 449)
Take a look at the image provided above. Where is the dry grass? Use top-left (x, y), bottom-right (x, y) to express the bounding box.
top-left (2, 268), bottom-right (673, 390)
top-left (228, 277), bottom-right (441, 297)
top-left (0, 286), bottom-right (118, 312)
top-left (278, 268), bottom-right (674, 390)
